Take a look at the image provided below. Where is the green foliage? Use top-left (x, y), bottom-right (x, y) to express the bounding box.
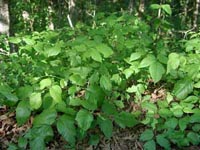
top-left (16, 100), bottom-right (31, 125)
top-left (57, 115), bottom-right (76, 145)
top-left (75, 109), bottom-right (94, 131)
top-left (1, 9), bottom-right (200, 149)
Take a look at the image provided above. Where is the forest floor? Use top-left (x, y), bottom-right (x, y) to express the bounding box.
top-left (1, 105), bottom-right (200, 150)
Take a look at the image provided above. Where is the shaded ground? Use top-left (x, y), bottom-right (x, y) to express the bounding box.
top-left (0, 105), bottom-right (144, 150)
top-left (1, 87), bottom-right (200, 150)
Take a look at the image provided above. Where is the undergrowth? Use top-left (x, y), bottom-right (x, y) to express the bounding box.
top-left (1, 12), bottom-right (200, 150)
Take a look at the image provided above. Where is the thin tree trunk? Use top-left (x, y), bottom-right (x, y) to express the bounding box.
top-left (139, 0), bottom-right (145, 14)
top-left (183, 0), bottom-right (189, 22)
top-left (68, 0), bottom-right (76, 29)
top-left (128, 0), bottom-right (134, 13)
top-left (193, 0), bottom-right (200, 30)
top-left (0, 0), bottom-right (9, 35)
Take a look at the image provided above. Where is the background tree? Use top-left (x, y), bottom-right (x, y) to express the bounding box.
top-left (0, 0), bottom-right (9, 35)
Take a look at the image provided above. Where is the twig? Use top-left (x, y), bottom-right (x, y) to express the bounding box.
top-left (0, 48), bottom-right (9, 56)
top-left (67, 14), bottom-right (74, 29)
top-left (173, 27), bottom-right (195, 39)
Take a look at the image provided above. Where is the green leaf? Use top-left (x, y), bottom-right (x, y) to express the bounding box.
top-left (123, 68), bottom-right (134, 79)
top-left (98, 117), bottom-right (113, 138)
top-left (33, 109), bottom-right (57, 125)
top-left (69, 67), bottom-right (91, 79)
top-left (17, 86), bottom-right (33, 99)
top-left (192, 124), bottom-right (200, 132)
top-left (143, 140), bottom-right (156, 150)
top-left (182, 103), bottom-right (194, 113)
top-left (75, 109), bottom-right (93, 131)
top-left (170, 105), bottom-right (183, 118)
top-left (46, 45), bottom-right (61, 57)
top-left (158, 108), bottom-right (173, 118)
top-left (0, 85), bottom-right (19, 106)
top-left (114, 111), bottom-right (138, 128)
top-left (187, 132), bottom-right (200, 145)
top-left (89, 134), bottom-right (100, 146)
top-left (29, 137), bottom-right (45, 150)
top-left (157, 54), bottom-right (168, 64)
top-left (179, 117), bottom-right (190, 131)
top-left (7, 144), bottom-right (18, 150)
top-left (57, 115), bottom-right (76, 145)
top-left (23, 37), bottom-right (35, 45)
top-left (183, 96), bottom-right (198, 103)
top-left (96, 44), bottom-right (113, 58)
top-left (9, 37), bottom-right (21, 44)
top-left (49, 85), bottom-right (62, 103)
top-left (150, 4), bottom-right (161, 9)
top-left (56, 102), bottom-right (76, 116)
top-left (167, 53), bottom-right (180, 74)
top-left (194, 81), bottom-right (200, 88)
top-left (102, 101), bottom-right (118, 115)
top-left (16, 100), bottom-right (31, 126)
top-left (40, 78), bottom-right (52, 90)
top-left (90, 48), bottom-right (102, 62)
top-left (166, 92), bottom-right (173, 104)
top-left (111, 74), bottom-right (122, 85)
top-left (164, 117), bottom-right (178, 129)
top-left (81, 99), bottom-right (98, 111)
top-left (60, 79), bottom-right (68, 88)
top-left (190, 113), bottom-right (200, 123)
top-left (18, 137), bottom-right (27, 149)
top-left (69, 74), bottom-right (85, 86)
top-left (173, 79), bottom-right (193, 100)
top-left (69, 98), bottom-right (82, 106)
top-left (156, 135), bottom-right (170, 149)
top-left (26, 125), bottom-right (54, 141)
top-left (130, 52), bottom-right (142, 61)
top-left (29, 92), bottom-right (42, 110)
top-left (142, 101), bottom-right (157, 113)
top-left (139, 54), bottom-right (156, 68)
top-left (140, 129), bottom-right (154, 141)
top-left (85, 85), bottom-right (105, 108)
top-left (149, 61), bottom-right (165, 83)
top-left (100, 75), bottom-right (112, 91)
top-left (161, 4), bottom-right (172, 15)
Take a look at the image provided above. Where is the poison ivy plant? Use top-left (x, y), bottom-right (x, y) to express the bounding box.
top-left (1, 11), bottom-right (200, 150)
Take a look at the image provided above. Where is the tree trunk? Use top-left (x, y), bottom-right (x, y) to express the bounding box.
top-left (193, 0), bottom-right (200, 30)
top-left (128, 0), bottom-right (134, 13)
top-left (68, 0), bottom-right (77, 28)
top-left (0, 0), bottom-right (9, 35)
top-left (139, 0), bottom-right (145, 14)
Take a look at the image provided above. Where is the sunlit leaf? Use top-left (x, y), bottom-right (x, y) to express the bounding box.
top-left (100, 75), bottom-right (112, 91)
top-left (167, 53), bottom-right (180, 74)
top-left (173, 79), bottom-right (193, 100)
top-left (139, 54), bottom-right (156, 68)
top-left (96, 44), bottom-right (113, 58)
top-left (49, 85), bottom-right (62, 103)
top-left (149, 61), bottom-right (165, 83)
top-left (40, 78), bottom-right (52, 90)
top-left (29, 92), bottom-right (42, 110)
top-left (75, 109), bottom-right (93, 131)
top-left (162, 4), bottom-right (172, 15)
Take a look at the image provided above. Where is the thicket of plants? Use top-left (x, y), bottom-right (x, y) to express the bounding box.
top-left (1, 1), bottom-right (200, 150)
